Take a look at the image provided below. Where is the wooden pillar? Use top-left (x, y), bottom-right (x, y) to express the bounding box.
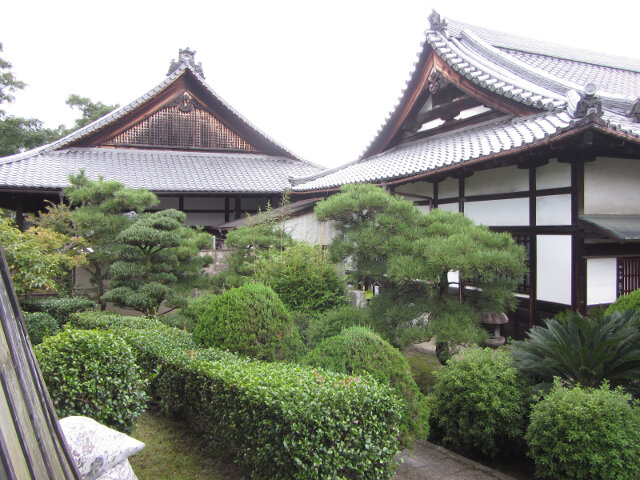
top-left (224, 197), bottom-right (230, 223)
top-left (15, 196), bottom-right (24, 231)
top-left (432, 181), bottom-right (439, 208)
top-left (528, 166), bottom-right (537, 328)
top-left (570, 155), bottom-right (587, 314)
top-left (458, 176), bottom-right (465, 214)
top-left (234, 197), bottom-right (241, 220)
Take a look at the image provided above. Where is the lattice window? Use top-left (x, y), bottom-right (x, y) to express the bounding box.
top-left (617, 257), bottom-right (640, 296)
top-left (106, 93), bottom-right (258, 152)
top-left (512, 234), bottom-right (531, 294)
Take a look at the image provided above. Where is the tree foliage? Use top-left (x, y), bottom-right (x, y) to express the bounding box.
top-left (65, 94), bottom-right (119, 131)
top-left (315, 184), bottom-right (526, 356)
top-left (101, 209), bottom-right (212, 316)
top-left (0, 213), bottom-right (86, 296)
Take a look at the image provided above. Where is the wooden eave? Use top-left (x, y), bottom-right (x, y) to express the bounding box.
top-left (63, 69), bottom-right (295, 159)
top-left (362, 50), bottom-right (539, 158)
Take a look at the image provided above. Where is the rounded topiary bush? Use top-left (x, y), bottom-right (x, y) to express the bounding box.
top-left (430, 347), bottom-right (530, 458)
top-left (606, 288), bottom-right (640, 315)
top-left (302, 326), bottom-right (429, 443)
top-left (23, 312), bottom-right (59, 345)
top-left (35, 329), bottom-right (147, 433)
top-left (305, 305), bottom-right (370, 348)
top-left (193, 283), bottom-right (303, 361)
top-left (526, 381), bottom-right (640, 480)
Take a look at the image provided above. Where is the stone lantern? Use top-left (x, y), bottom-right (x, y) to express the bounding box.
top-left (480, 312), bottom-right (508, 347)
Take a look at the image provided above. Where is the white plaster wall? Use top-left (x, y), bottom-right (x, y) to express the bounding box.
top-left (284, 212), bottom-right (336, 245)
top-left (185, 212), bottom-right (226, 227)
top-left (395, 181), bottom-right (434, 197)
top-left (586, 257), bottom-right (617, 305)
top-left (157, 196), bottom-right (179, 209)
top-left (465, 166), bottom-right (528, 196)
top-left (417, 205), bottom-right (432, 214)
top-left (437, 203), bottom-right (459, 213)
top-left (536, 159), bottom-right (570, 190)
top-left (536, 235), bottom-right (572, 305)
top-left (438, 178), bottom-right (459, 199)
top-left (536, 194), bottom-right (572, 225)
top-left (183, 196), bottom-right (225, 210)
top-left (585, 157), bottom-right (640, 214)
top-left (464, 198), bottom-right (529, 226)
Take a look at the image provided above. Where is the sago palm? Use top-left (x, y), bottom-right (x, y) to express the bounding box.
top-left (510, 310), bottom-right (640, 389)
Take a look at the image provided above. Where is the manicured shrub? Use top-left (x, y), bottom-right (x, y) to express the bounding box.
top-left (67, 310), bottom-right (159, 330)
top-left (304, 305), bottom-right (370, 348)
top-left (35, 329), bottom-right (147, 433)
top-left (179, 291), bottom-right (220, 329)
top-left (21, 296), bottom-right (96, 326)
top-left (430, 347), bottom-right (530, 458)
top-left (511, 310), bottom-right (640, 389)
top-left (526, 381), bottom-right (640, 480)
top-left (193, 283), bottom-right (303, 361)
top-left (254, 242), bottom-right (348, 314)
top-left (606, 288), bottom-right (640, 315)
top-left (119, 325), bottom-right (403, 479)
top-left (302, 326), bottom-right (429, 443)
top-left (23, 312), bottom-right (59, 345)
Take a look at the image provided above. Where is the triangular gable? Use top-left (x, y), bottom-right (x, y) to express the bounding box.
top-left (58, 55), bottom-right (298, 159)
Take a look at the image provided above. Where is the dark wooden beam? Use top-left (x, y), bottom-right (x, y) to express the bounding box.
top-left (410, 95), bottom-right (481, 129)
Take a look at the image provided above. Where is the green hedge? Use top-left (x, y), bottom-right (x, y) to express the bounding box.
top-left (114, 324), bottom-right (403, 479)
top-left (606, 288), bottom-right (640, 315)
top-left (21, 296), bottom-right (96, 326)
top-left (526, 381), bottom-right (640, 480)
top-left (68, 310), bottom-right (159, 331)
top-left (23, 312), bottom-right (59, 345)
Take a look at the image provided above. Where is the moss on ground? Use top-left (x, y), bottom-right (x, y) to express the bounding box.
top-left (130, 411), bottom-right (245, 480)
top-left (403, 349), bottom-right (441, 394)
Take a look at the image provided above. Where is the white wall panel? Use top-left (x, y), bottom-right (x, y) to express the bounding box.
top-left (536, 194), bottom-right (572, 225)
top-left (536, 235), bottom-right (572, 305)
top-left (465, 198), bottom-right (529, 226)
top-left (284, 213), bottom-right (336, 245)
top-left (395, 181), bottom-right (434, 197)
top-left (536, 158), bottom-right (570, 189)
top-left (185, 212), bottom-right (225, 227)
top-left (438, 178), bottom-right (458, 199)
top-left (587, 258), bottom-right (617, 305)
top-left (183, 196), bottom-right (225, 210)
top-left (417, 205), bottom-right (432, 214)
top-left (585, 157), bottom-right (640, 214)
top-left (465, 166), bottom-right (528, 196)
top-left (437, 203), bottom-right (459, 213)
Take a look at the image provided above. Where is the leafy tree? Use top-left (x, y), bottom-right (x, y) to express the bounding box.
top-left (315, 184), bottom-right (526, 359)
top-left (65, 94), bottom-right (119, 131)
top-left (0, 43), bottom-right (117, 156)
top-left (511, 310), bottom-right (640, 391)
top-left (0, 213), bottom-right (86, 296)
top-left (34, 171), bottom-right (158, 306)
top-left (101, 209), bottom-right (212, 316)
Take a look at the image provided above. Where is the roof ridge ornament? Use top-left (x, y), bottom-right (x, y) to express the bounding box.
top-left (566, 84), bottom-right (602, 118)
top-left (428, 10), bottom-right (448, 33)
top-left (167, 48), bottom-right (205, 78)
top-left (627, 98), bottom-right (640, 122)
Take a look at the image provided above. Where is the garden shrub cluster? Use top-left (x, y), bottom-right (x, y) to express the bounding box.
top-left (23, 312), bottom-right (59, 345)
top-left (67, 310), bottom-right (158, 331)
top-left (35, 328), bottom-right (147, 433)
top-left (302, 326), bottom-right (429, 444)
top-left (606, 287), bottom-right (640, 315)
top-left (194, 283), bottom-right (303, 361)
top-left (304, 305), bottom-right (370, 348)
top-left (21, 296), bottom-right (96, 326)
top-left (430, 347), bottom-right (530, 458)
top-left (526, 381), bottom-right (640, 480)
top-left (112, 323), bottom-right (404, 479)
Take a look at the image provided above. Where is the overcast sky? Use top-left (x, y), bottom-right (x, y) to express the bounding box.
top-left (2, 1), bottom-right (639, 167)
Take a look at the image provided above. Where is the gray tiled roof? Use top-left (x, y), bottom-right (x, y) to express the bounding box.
top-left (292, 14), bottom-right (640, 192)
top-left (0, 148), bottom-right (321, 193)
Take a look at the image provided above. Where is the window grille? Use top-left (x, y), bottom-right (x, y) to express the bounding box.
top-left (106, 101), bottom-right (258, 152)
top-left (617, 257), bottom-right (640, 296)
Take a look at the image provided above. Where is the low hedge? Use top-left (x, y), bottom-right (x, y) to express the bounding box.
top-left (23, 312), bottom-right (59, 345)
top-left (21, 296), bottom-right (96, 326)
top-left (68, 310), bottom-right (159, 331)
top-left (114, 324), bottom-right (403, 479)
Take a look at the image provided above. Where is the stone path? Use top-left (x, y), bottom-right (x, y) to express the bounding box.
top-left (395, 441), bottom-right (518, 480)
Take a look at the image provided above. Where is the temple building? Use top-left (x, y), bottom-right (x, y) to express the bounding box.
top-left (288, 12), bottom-right (640, 330)
top-left (0, 49), bottom-right (321, 233)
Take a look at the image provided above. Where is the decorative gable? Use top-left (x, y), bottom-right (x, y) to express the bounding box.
top-left (103, 91), bottom-right (258, 152)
